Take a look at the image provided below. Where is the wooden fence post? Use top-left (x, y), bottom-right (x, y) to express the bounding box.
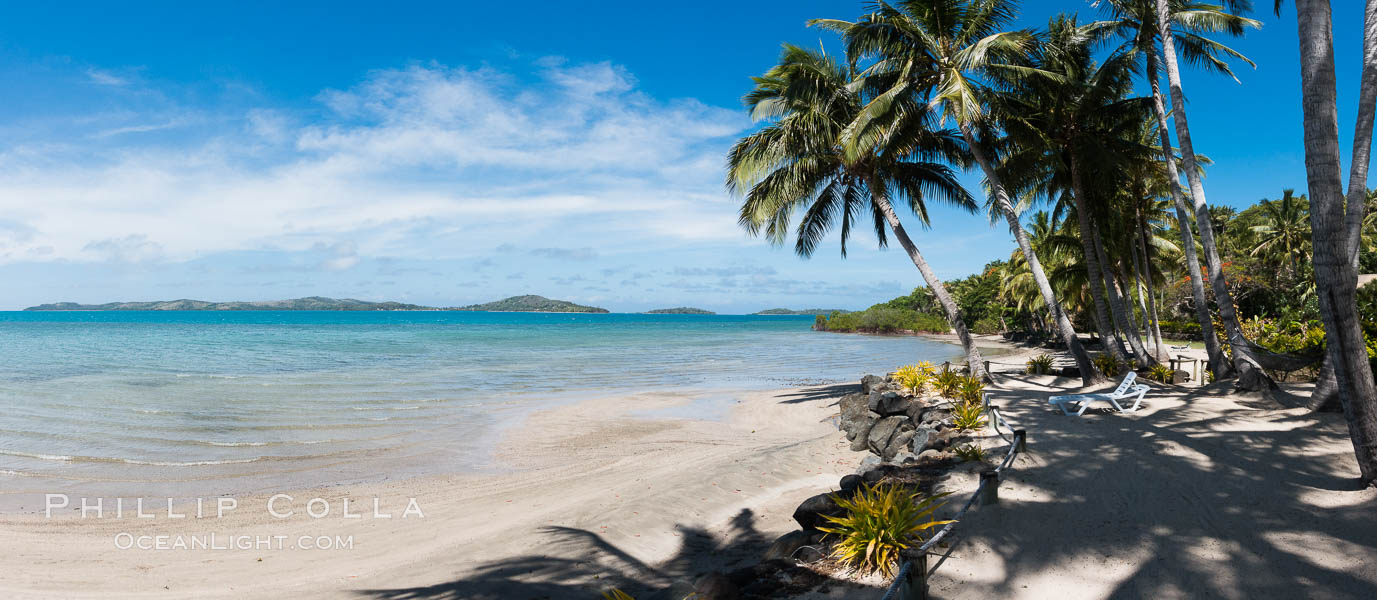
top-left (979, 469), bottom-right (999, 505)
top-left (1014, 429), bottom-right (1027, 453)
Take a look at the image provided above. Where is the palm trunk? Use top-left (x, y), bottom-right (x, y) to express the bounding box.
top-left (1067, 160), bottom-right (1130, 363)
top-left (871, 186), bottom-right (988, 381)
top-left (1143, 41), bottom-right (1229, 377)
top-left (1137, 214), bottom-right (1169, 358)
top-left (1156, 0), bottom-right (1271, 388)
top-left (1093, 225), bottom-right (1154, 366)
top-left (1314, 0), bottom-right (1377, 413)
top-left (960, 125), bottom-right (1098, 384)
top-left (1295, 0), bottom-right (1377, 485)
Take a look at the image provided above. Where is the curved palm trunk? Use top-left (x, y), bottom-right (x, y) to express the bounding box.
top-left (1144, 45), bottom-right (1229, 377)
top-left (960, 124), bottom-right (1099, 384)
top-left (1067, 184), bottom-right (1129, 362)
top-left (1156, 0), bottom-right (1271, 388)
top-left (1295, 0), bottom-right (1377, 484)
top-left (1093, 226), bottom-right (1154, 366)
top-left (871, 187), bottom-right (989, 381)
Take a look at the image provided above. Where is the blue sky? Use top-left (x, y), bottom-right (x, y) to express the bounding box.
top-left (0, 1), bottom-right (1368, 312)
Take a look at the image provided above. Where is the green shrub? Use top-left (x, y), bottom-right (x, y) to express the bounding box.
top-left (893, 362), bottom-right (935, 395)
top-left (957, 376), bottom-right (984, 405)
top-left (1025, 354), bottom-right (1054, 375)
top-left (824, 307), bottom-right (951, 334)
top-left (1148, 363), bottom-right (1175, 384)
top-left (950, 398), bottom-right (987, 430)
top-left (971, 317), bottom-right (1002, 335)
top-left (952, 443), bottom-right (986, 462)
top-left (818, 483), bottom-right (952, 578)
top-left (1092, 354), bottom-right (1121, 377)
top-left (934, 369), bottom-right (963, 398)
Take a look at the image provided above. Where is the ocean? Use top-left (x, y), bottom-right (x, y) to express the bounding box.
top-left (0, 311), bottom-right (960, 507)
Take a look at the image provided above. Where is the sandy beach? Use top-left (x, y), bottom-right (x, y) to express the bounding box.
top-left (3, 335), bottom-right (1376, 599)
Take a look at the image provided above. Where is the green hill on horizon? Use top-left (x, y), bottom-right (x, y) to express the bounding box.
top-left (24, 296), bottom-right (430, 311)
top-left (452, 295), bottom-right (608, 313)
top-left (644, 307), bottom-right (715, 314)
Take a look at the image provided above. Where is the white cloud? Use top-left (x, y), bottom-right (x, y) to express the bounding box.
top-left (0, 59), bottom-right (749, 267)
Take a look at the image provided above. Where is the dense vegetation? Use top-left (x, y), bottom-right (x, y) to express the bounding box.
top-left (644, 307), bottom-right (715, 314)
top-left (753, 308), bottom-right (852, 315)
top-left (727, 0), bottom-right (1377, 482)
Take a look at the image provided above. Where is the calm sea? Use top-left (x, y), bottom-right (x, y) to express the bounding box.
top-left (0, 311), bottom-right (959, 507)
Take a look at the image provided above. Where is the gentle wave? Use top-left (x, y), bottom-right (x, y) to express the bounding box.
top-left (0, 447), bottom-right (389, 467)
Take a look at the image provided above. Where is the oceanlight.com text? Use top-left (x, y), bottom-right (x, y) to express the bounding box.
top-left (113, 533), bottom-right (354, 551)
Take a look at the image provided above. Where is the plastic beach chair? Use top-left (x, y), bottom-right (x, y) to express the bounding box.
top-left (1048, 372), bottom-right (1150, 416)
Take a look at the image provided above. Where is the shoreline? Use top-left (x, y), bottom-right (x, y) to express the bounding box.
top-left (0, 383), bottom-right (868, 599)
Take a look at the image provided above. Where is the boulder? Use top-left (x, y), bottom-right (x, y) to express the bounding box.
top-left (884, 429), bottom-right (916, 461)
top-left (792, 493), bottom-right (845, 531)
top-left (909, 424), bottom-right (936, 453)
top-left (868, 390), bottom-right (910, 416)
top-left (838, 393), bottom-right (874, 440)
top-left (866, 416), bottom-right (907, 456)
top-left (857, 455), bottom-right (883, 472)
top-left (893, 451), bottom-right (917, 465)
top-left (692, 572), bottom-right (739, 600)
top-left (920, 407), bottom-right (951, 426)
top-left (1172, 369), bottom-right (1190, 384)
top-left (917, 449), bottom-right (941, 461)
top-left (904, 400), bottom-right (929, 423)
top-left (838, 474), bottom-right (862, 494)
top-left (859, 466), bottom-right (893, 485)
top-left (763, 530), bottom-right (822, 562)
top-left (860, 374), bottom-right (886, 394)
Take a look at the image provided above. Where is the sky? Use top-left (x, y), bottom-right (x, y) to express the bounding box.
top-left (0, 0), bottom-right (1368, 312)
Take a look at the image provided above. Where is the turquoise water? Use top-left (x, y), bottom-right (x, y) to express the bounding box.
top-left (0, 311), bottom-right (959, 506)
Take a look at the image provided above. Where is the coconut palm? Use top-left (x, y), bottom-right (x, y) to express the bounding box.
top-left (1249, 189), bottom-right (1312, 278)
top-left (1095, 0), bottom-right (1260, 380)
top-left (1278, 0), bottom-right (1377, 484)
top-left (726, 45), bottom-right (989, 380)
top-left (813, 0), bottom-right (1099, 384)
top-left (992, 15), bottom-right (1159, 366)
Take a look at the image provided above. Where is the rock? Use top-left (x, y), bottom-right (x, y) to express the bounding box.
top-left (1172, 369), bottom-right (1190, 384)
top-left (859, 466), bottom-right (892, 485)
top-left (893, 451), bottom-right (917, 465)
top-left (838, 393), bottom-right (874, 440)
top-left (928, 428), bottom-right (971, 452)
top-left (866, 416), bottom-right (906, 456)
top-left (857, 455), bottom-right (883, 472)
top-left (794, 545), bottom-right (825, 563)
top-left (868, 390), bottom-right (910, 416)
top-left (920, 407), bottom-right (951, 425)
top-left (860, 374), bottom-right (886, 394)
top-left (884, 429), bottom-right (915, 461)
top-left (909, 424), bottom-right (936, 453)
top-left (1058, 365), bottom-right (1080, 377)
top-left (838, 474), bottom-right (862, 494)
top-left (763, 530), bottom-right (822, 561)
top-left (792, 493), bottom-right (845, 531)
top-left (904, 400), bottom-right (929, 423)
top-left (692, 572), bottom-right (739, 600)
top-left (917, 449), bottom-right (941, 461)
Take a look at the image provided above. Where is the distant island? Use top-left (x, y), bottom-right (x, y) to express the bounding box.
top-left (25, 294), bottom-right (610, 313)
top-left (752, 308), bottom-right (852, 316)
top-left (452, 295), bottom-right (609, 313)
top-left (644, 307), bottom-right (715, 315)
top-left (24, 297), bottom-right (431, 311)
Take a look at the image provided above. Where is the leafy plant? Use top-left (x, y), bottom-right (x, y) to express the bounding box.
top-left (957, 375), bottom-right (984, 405)
top-left (602, 590), bottom-right (635, 600)
top-left (934, 368), bottom-right (963, 398)
top-left (1148, 363), bottom-right (1175, 384)
top-left (1092, 354), bottom-right (1121, 378)
top-left (1026, 353), bottom-right (1054, 375)
top-left (893, 363), bottom-right (933, 395)
top-left (951, 443), bottom-right (986, 462)
top-left (950, 398), bottom-right (987, 431)
top-left (818, 483), bottom-right (953, 578)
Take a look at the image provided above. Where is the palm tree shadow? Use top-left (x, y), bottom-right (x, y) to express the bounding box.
top-left (355, 508), bottom-right (855, 600)
top-left (776, 383), bottom-right (858, 405)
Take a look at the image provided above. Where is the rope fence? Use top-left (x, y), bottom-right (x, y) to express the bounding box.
top-left (879, 395), bottom-right (1026, 600)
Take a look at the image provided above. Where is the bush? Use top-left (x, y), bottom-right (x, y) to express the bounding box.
top-left (934, 369), bottom-right (963, 398)
top-left (1092, 354), bottom-right (1121, 378)
top-left (824, 307), bottom-right (951, 334)
top-left (971, 316), bottom-right (1002, 335)
top-left (894, 362), bottom-right (935, 395)
top-left (1026, 354), bottom-right (1054, 375)
top-left (957, 375), bottom-right (984, 404)
top-left (1147, 363), bottom-right (1174, 384)
top-left (950, 398), bottom-right (987, 430)
top-left (818, 483), bottom-right (952, 578)
top-left (952, 443), bottom-right (986, 462)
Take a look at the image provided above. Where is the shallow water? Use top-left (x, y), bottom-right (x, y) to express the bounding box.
top-left (0, 311), bottom-right (960, 505)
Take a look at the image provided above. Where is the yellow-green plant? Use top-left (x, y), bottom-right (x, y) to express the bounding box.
top-left (957, 376), bottom-right (984, 405)
top-left (1147, 363), bottom-right (1174, 384)
top-left (934, 368), bottom-right (962, 398)
top-left (1092, 354), bottom-right (1121, 377)
top-left (602, 590), bottom-right (635, 600)
top-left (817, 483), bottom-right (953, 578)
top-left (952, 443), bottom-right (986, 462)
top-left (893, 364), bottom-right (932, 395)
top-left (950, 398), bottom-right (987, 430)
top-left (1026, 354), bottom-right (1054, 375)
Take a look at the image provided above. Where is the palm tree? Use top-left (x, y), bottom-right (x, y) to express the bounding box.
top-left (1280, 0), bottom-right (1377, 484)
top-left (726, 45), bottom-right (989, 380)
top-left (993, 15), bottom-right (1159, 367)
top-left (813, 0), bottom-right (1099, 384)
top-left (1249, 189), bottom-right (1311, 279)
top-left (1095, 0), bottom-right (1259, 380)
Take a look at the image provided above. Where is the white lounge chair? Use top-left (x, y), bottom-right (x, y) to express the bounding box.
top-left (1049, 371), bottom-right (1150, 416)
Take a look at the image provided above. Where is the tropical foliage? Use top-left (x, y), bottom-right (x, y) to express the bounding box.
top-left (818, 484), bottom-right (952, 577)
